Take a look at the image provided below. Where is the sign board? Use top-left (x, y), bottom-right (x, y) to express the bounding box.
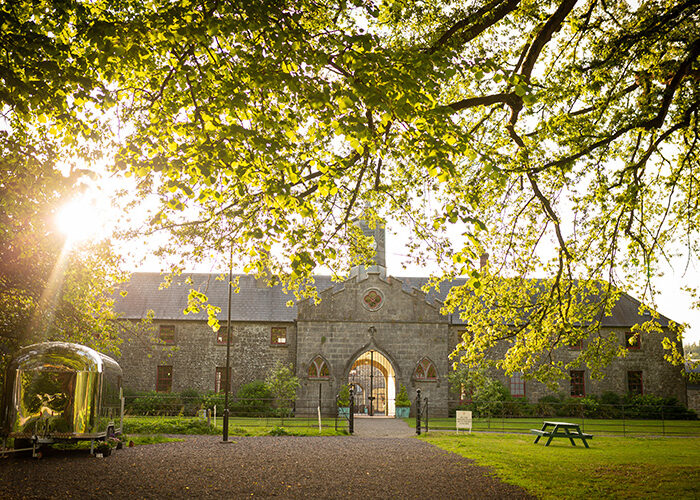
top-left (456, 410), bottom-right (472, 433)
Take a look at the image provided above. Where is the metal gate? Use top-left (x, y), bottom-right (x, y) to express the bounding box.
top-left (348, 350), bottom-right (395, 416)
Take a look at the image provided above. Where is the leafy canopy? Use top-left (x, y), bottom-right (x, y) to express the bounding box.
top-left (3, 0), bottom-right (699, 382)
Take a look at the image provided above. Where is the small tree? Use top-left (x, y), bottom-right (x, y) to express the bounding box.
top-left (265, 362), bottom-right (300, 417)
top-left (395, 384), bottom-right (411, 407)
top-left (449, 365), bottom-right (508, 417)
top-left (337, 384), bottom-right (350, 407)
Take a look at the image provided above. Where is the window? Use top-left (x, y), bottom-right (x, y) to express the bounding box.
top-left (215, 367), bottom-right (232, 393)
top-left (568, 339), bottom-right (583, 350)
top-left (308, 356), bottom-right (329, 379)
top-left (271, 327), bottom-right (287, 346)
top-left (570, 370), bottom-right (585, 397)
top-left (159, 324), bottom-right (175, 344)
top-left (625, 332), bottom-right (641, 350)
top-left (510, 372), bottom-right (525, 398)
top-left (414, 358), bottom-right (438, 380)
top-left (216, 326), bottom-right (229, 345)
top-left (156, 365), bottom-right (172, 392)
top-left (628, 371), bottom-right (643, 395)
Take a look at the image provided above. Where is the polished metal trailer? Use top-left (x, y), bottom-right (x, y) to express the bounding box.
top-left (1, 342), bottom-right (123, 455)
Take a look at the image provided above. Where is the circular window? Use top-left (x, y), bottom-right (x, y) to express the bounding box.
top-left (362, 288), bottom-right (384, 311)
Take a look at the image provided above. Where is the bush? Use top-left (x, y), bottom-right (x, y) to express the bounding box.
top-left (622, 394), bottom-right (697, 420)
top-left (535, 395), bottom-right (562, 417)
top-left (179, 388), bottom-right (203, 416)
top-left (268, 426), bottom-right (290, 436)
top-left (231, 381), bottom-right (274, 417)
top-left (125, 390), bottom-right (203, 416)
top-left (202, 391), bottom-right (226, 411)
top-left (126, 391), bottom-right (181, 416)
top-left (395, 384), bottom-right (411, 407)
top-left (337, 384), bottom-right (350, 407)
top-left (502, 396), bottom-right (533, 417)
top-left (124, 417), bottom-right (218, 435)
top-left (265, 362), bottom-right (300, 417)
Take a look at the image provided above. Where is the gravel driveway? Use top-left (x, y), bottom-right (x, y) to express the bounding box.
top-left (0, 423), bottom-right (534, 499)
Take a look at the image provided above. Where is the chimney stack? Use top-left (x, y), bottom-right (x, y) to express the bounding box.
top-left (479, 253), bottom-right (489, 269)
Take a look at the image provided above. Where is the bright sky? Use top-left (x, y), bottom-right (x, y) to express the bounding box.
top-left (55, 164), bottom-right (700, 346)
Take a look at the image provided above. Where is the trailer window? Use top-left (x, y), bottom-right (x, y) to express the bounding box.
top-left (156, 366), bottom-right (173, 392)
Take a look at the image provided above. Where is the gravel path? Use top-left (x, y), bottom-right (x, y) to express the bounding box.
top-left (0, 432), bottom-right (534, 499)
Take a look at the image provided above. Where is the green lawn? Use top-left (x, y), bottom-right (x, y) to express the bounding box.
top-left (123, 415), bottom-right (348, 436)
top-left (407, 417), bottom-right (700, 436)
top-left (422, 432), bottom-right (700, 499)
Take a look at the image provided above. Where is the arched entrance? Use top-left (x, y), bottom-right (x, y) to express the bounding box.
top-left (348, 350), bottom-right (396, 416)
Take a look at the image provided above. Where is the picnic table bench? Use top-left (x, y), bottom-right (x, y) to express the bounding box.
top-left (531, 421), bottom-right (593, 448)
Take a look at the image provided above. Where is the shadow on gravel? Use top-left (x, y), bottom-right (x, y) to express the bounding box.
top-left (0, 435), bottom-right (535, 499)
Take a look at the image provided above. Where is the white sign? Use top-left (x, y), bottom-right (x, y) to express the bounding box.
top-left (456, 410), bottom-right (472, 433)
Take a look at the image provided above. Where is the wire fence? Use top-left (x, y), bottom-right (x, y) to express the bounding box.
top-left (121, 394), bottom-right (699, 437)
top-left (420, 400), bottom-right (700, 437)
top-left (123, 395), bottom-right (350, 431)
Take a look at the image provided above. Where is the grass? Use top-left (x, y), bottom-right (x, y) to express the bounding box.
top-left (422, 432), bottom-right (700, 499)
top-left (48, 434), bottom-right (182, 451)
top-left (406, 417), bottom-right (700, 436)
top-left (124, 415), bottom-right (348, 436)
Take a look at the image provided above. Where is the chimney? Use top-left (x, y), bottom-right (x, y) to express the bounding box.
top-left (479, 253), bottom-right (489, 269)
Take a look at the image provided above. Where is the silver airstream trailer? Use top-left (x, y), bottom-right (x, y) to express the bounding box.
top-left (1, 342), bottom-right (123, 454)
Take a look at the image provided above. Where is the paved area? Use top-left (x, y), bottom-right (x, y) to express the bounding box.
top-left (0, 428), bottom-right (534, 499)
top-left (353, 415), bottom-right (416, 437)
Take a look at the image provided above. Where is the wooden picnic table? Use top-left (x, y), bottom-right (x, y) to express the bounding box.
top-left (531, 421), bottom-right (593, 448)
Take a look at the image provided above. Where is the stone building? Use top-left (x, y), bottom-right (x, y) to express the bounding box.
top-left (114, 227), bottom-right (687, 417)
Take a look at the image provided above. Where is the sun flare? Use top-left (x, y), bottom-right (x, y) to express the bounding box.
top-left (56, 197), bottom-right (106, 243)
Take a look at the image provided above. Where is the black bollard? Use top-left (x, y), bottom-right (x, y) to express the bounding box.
top-left (415, 389), bottom-right (421, 435)
top-left (349, 387), bottom-right (355, 435)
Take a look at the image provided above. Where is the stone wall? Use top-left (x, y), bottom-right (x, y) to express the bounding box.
top-left (688, 387), bottom-right (700, 413)
top-left (448, 325), bottom-right (686, 404)
top-left (115, 271), bottom-right (689, 416)
top-left (296, 272), bottom-right (451, 416)
top-left (118, 319), bottom-right (296, 394)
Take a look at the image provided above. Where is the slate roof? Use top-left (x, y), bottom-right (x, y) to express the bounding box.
top-left (114, 271), bottom-right (671, 328)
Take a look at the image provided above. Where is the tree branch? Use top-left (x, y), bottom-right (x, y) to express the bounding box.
top-left (429, 0), bottom-right (521, 54)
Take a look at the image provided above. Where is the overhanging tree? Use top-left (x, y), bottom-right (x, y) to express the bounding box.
top-left (3, 0), bottom-right (699, 383)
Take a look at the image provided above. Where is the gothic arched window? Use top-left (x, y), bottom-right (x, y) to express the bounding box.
top-left (413, 358), bottom-right (438, 380)
top-left (308, 356), bottom-right (330, 379)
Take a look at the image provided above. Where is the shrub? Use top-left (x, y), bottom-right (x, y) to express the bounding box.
top-left (265, 362), bottom-right (300, 416)
top-left (124, 417), bottom-right (218, 435)
top-left (231, 381), bottom-right (273, 417)
top-left (535, 395), bottom-right (562, 417)
top-left (268, 426), bottom-right (290, 436)
top-left (126, 391), bottom-right (181, 416)
top-left (202, 392), bottom-right (226, 411)
top-left (395, 384), bottom-right (411, 407)
top-left (337, 384), bottom-right (350, 407)
top-left (179, 388), bottom-right (203, 416)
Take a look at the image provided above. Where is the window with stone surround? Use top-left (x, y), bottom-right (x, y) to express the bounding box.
top-left (568, 339), bottom-right (583, 350)
top-left (159, 324), bottom-right (175, 344)
top-left (625, 331), bottom-right (641, 350)
top-left (216, 326), bottom-right (229, 345)
top-left (308, 356), bottom-right (329, 379)
top-left (413, 358), bottom-right (438, 381)
top-left (510, 372), bottom-right (525, 398)
top-left (156, 365), bottom-right (173, 392)
top-left (570, 370), bottom-right (585, 397)
top-left (215, 366), bottom-right (232, 393)
top-left (628, 371), bottom-right (643, 395)
top-left (271, 327), bottom-right (287, 346)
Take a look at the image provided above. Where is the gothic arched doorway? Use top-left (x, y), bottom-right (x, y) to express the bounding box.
top-left (348, 350), bottom-right (396, 416)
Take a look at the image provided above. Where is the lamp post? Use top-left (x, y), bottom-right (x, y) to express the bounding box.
top-left (222, 259), bottom-right (233, 442)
